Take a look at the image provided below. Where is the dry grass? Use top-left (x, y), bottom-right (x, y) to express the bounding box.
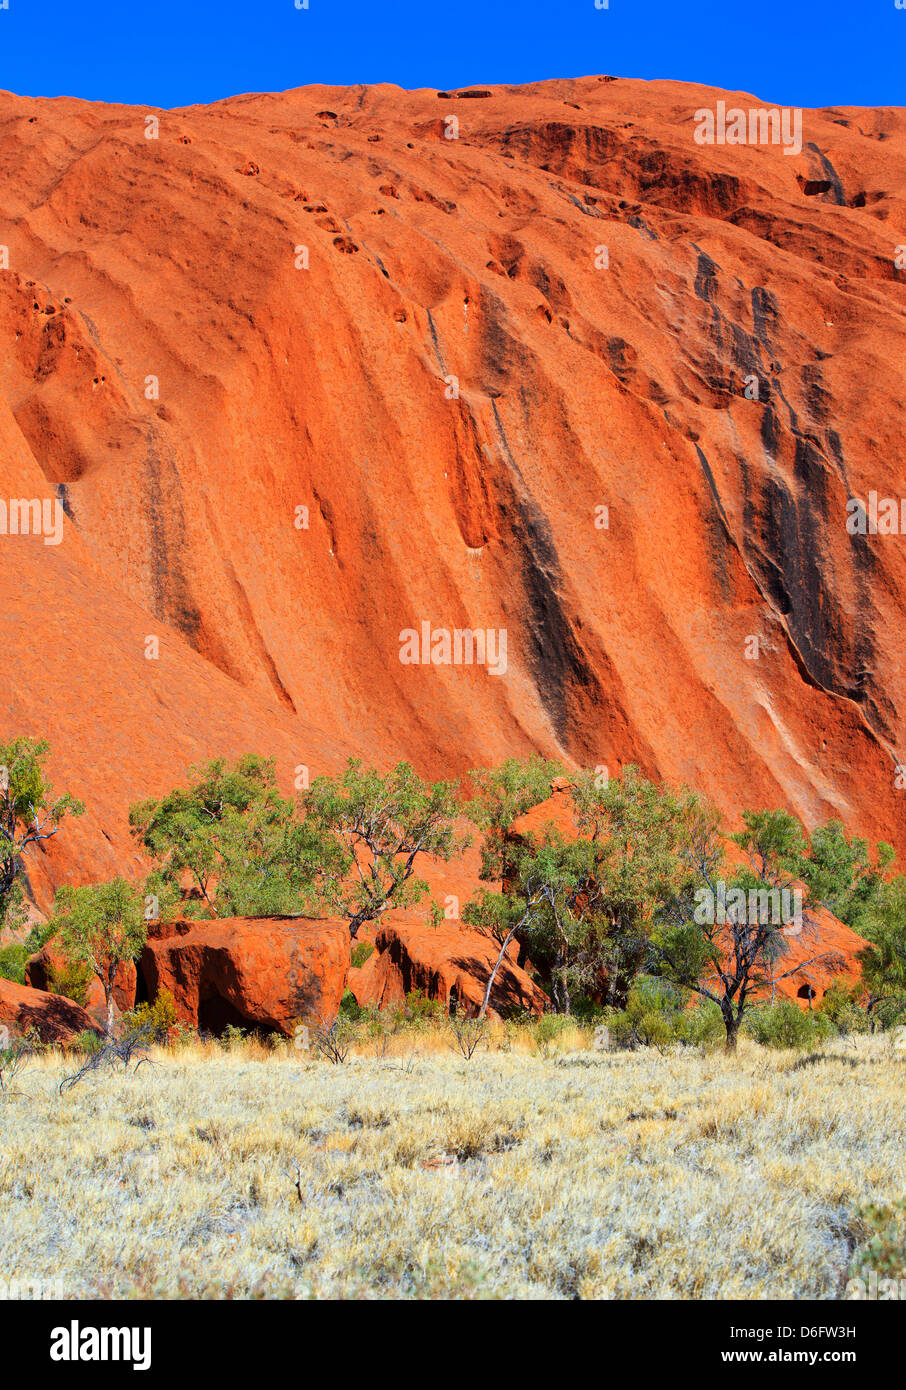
top-left (1, 1031), bottom-right (903, 1299)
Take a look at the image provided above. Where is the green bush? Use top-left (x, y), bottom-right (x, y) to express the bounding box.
top-left (338, 988), bottom-right (366, 1021)
top-left (868, 996), bottom-right (906, 1033)
top-left (0, 943), bottom-right (27, 984)
top-left (123, 989), bottom-right (178, 1043)
top-left (532, 1013), bottom-right (574, 1055)
top-left (818, 983), bottom-right (871, 1035)
top-left (568, 994), bottom-right (609, 1024)
top-left (603, 979), bottom-right (694, 1052)
top-left (403, 989), bottom-right (445, 1024)
top-left (679, 998), bottom-right (725, 1046)
top-left (219, 1023), bottom-right (247, 1049)
top-left (605, 1001), bottom-right (671, 1052)
top-left (743, 1000), bottom-right (834, 1049)
top-left (379, 989), bottom-right (445, 1032)
top-left (51, 958), bottom-right (93, 1008)
top-left (350, 941), bottom-right (374, 969)
top-left (850, 1200), bottom-right (906, 1282)
top-left (0, 1029), bottom-right (40, 1088)
top-left (0, 920), bottom-right (58, 984)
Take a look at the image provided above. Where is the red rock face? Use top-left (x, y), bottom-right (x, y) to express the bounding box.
top-left (139, 917), bottom-right (349, 1034)
top-left (768, 902), bottom-right (866, 1005)
top-left (348, 919), bottom-right (548, 1018)
top-left (0, 75), bottom-right (904, 909)
top-left (0, 977), bottom-right (101, 1042)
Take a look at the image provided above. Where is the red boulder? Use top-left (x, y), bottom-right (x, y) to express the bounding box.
top-left (0, 978), bottom-right (101, 1044)
top-left (348, 919), bottom-right (547, 1019)
top-left (139, 917), bottom-right (350, 1035)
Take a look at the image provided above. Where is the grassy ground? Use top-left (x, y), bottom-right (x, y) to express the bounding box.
top-left (0, 1030), bottom-right (903, 1299)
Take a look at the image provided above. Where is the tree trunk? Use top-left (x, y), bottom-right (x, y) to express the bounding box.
top-left (105, 989), bottom-right (116, 1038)
top-left (348, 910), bottom-right (370, 940)
top-left (479, 927), bottom-right (519, 1019)
top-left (723, 1011), bottom-right (739, 1053)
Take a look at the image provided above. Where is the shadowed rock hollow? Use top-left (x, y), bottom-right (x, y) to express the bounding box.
top-left (1, 74), bottom-right (905, 903)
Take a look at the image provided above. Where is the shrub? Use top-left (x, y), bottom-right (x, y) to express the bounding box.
top-left (402, 989), bottom-right (445, 1024)
top-left (569, 994), bottom-right (609, 1024)
top-left (59, 1024), bottom-right (155, 1093)
top-left (743, 1000), bottom-right (834, 1049)
top-left (818, 983), bottom-right (871, 1035)
top-left (604, 979), bottom-right (691, 1052)
top-left (869, 995), bottom-right (906, 1033)
top-left (381, 990), bottom-right (445, 1032)
top-left (311, 1014), bottom-right (357, 1064)
top-left (170, 1020), bottom-right (196, 1048)
top-left (123, 989), bottom-right (178, 1044)
top-left (0, 919), bottom-right (56, 984)
top-left (350, 941), bottom-right (374, 969)
top-left (679, 998), bottom-right (725, 1046)
top-left (850, 1200), bottom-right (906, 1283)
top-left (447, 1014), bottom-right (488, 1060)
top-left (219, 1023), bottom-right (247, 1050)
top-left (0, 943), bottom-right (27, 984)
top-left (606, 1002), bottom-right (673, 1053)
top-left (532, 1013), bottom-right (573, 1056)
top-left (0, 1031), bottom-right (38, 1089)
top-left (338, 988), bottom-right (366, 1021)
top-left (51, 958), bottom-right (93, 1008)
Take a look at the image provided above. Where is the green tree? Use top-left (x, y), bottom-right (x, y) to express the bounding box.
top-left (855, 876), bottom-right (906, 1025)
top-left (129, 755), bottom-right (331, 918)
top-left (790, 820), bottom-right (893, 930)
top-left (463, 830), bottom-right (589, 1017)
top-left (462, 755), bottom-right (568, 1015)
top-left (731, 807), bottom-right (807, 878)
top-left (569, 766), bottom-right (690, 1007)
top-left (651, 803), bottom-right (833, 1050)
top-left (465, 755), bottom-right (564, 880)
top-left (0, 737), bottom-right (83, 929)
top-left (304, 760), bottom-right (470, 938)
top-left (56, 879), bottom-right (147, 1035)
top-left (464, 764), bottom-right (691, 1016)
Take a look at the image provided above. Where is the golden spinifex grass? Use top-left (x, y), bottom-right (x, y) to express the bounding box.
top-left (1, 1034), bottom-right (903, 1299)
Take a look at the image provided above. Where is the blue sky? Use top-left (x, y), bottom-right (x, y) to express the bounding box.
top-left (0, 0), bottom-right (903, 110)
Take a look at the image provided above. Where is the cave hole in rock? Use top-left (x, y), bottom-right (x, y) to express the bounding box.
top-left (197, 989), bottom-right (273, 1040)
top-left (133, 958), bottom-right (152, 1006)
top-left (797, 176), bottom-right (832, 197)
